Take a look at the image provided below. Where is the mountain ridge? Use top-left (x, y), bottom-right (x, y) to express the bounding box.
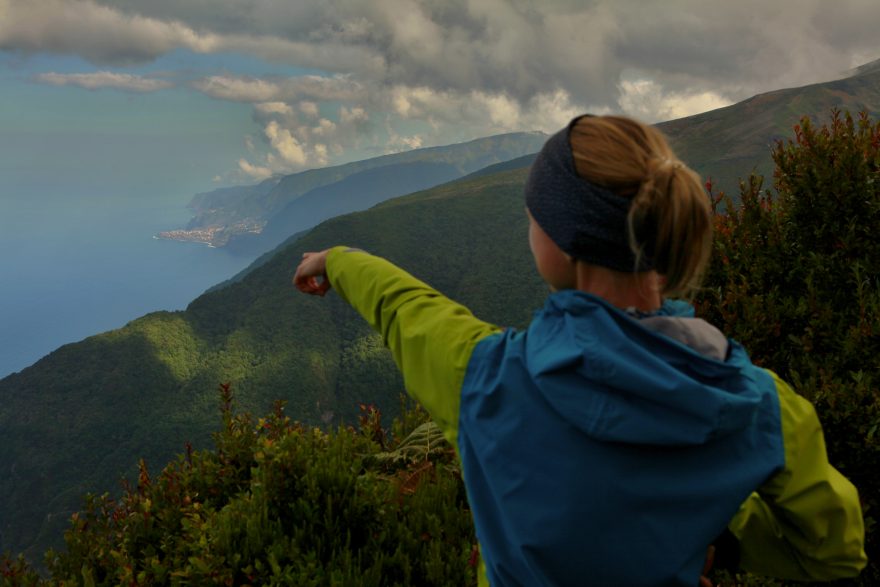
top-left (161, 131), bottom-right (547, 249)
top-left (658, 65), bottom-right (880, 192)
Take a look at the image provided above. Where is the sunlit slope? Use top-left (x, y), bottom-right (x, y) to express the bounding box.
top-left (0, 167), bottom-right (547, 560)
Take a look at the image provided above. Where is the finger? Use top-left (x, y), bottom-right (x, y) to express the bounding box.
top-left (293, 261), bottom-right (314, 286)
top-left (699, 577), bottom-right (712, 587)
top-left (300, 275), bottom-right (330, 296)
top-left (293, 272), bottom-right (319, 294)
top-left (293, 270), bottom-right (309, 289)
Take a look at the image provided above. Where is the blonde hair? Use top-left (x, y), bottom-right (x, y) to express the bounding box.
top-left (568, 115), bottom-right (712, 298)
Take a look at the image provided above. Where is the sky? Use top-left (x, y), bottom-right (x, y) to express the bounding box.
top-left (2, 0), bottom-right (879, 185)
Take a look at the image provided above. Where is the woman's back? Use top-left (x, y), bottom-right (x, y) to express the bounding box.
top-left (460, 291), bottom-right (783, 586)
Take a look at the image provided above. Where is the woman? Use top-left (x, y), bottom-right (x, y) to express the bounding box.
top-left (294, 115), bottom-right (866, 586)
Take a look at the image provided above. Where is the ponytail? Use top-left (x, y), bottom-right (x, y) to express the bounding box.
top-left (569, 116), bottom-right (712, 298)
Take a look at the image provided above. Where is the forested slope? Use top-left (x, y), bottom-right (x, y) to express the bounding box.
top-left (0, 167), bottom-right (546, 560)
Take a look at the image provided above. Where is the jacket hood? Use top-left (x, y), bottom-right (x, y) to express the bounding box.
top-left (525, 291), bottom-right (765, 446)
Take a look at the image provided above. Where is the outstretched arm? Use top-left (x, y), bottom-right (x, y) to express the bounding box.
top-left (728, 371), bottom-right (867, 581)
top-left (294, 247), bottom-right (502, 443)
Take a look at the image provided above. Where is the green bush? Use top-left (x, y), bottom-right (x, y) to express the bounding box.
top-left (696, 110), bottom-right (879, 585)
top-left (1, 387), bottom-right (476, 586)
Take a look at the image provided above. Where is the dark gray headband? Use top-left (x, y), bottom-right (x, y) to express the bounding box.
top-left (525, 115), bottom-right (652, 272)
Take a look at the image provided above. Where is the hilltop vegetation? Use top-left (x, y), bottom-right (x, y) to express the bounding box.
top-left (2, 391), bottom-right (478, 586)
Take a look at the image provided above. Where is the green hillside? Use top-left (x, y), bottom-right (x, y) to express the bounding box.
top-left (659, 66), bottom-right (880, 193)
top-left (0, 167), bottom-right (547, 561)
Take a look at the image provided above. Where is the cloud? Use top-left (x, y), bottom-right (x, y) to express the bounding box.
top-left (254, 101), bottom-right (294, 116)
top-left (617, 79), bottom-right (732, 123)
top-left (8, 0), bottom-right (880, 174)
top-left (264, 120), bottom-right (307, 167)
top-left (237, 158), bottom-right (273, 181)
top-left (63, 1), bottom-right (876, 103)
top-left (194, 77), bottom-right (282, 103)
top-left (388, 85), bottom-right (588, 134)
top-left (0, 0), bottom-right (215, 65)
top-left (4, 0), bottom-right (879, 109)
top-left (385, 130), bottom-right (424, 154)
top-left (0, 0), bottom-right (385, 72)
top-left (34, 71), bottom-right (173, 92)
top-left (236, 83), bottom-right (587, 177)
top-left (299, 101), bottom-right (319, 118)
top-left (192, 74), bottom-right (364, 103)
top-left (238, 100), bottom-right (375, 176)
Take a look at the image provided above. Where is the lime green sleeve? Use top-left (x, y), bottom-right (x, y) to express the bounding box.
top-left (325, 247), bottom-right (502, 445)
top-left (729, 370), bottom-right (867, 580)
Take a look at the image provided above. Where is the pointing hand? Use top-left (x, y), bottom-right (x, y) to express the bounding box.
top-left (293, 250), bottom-right (332, 296)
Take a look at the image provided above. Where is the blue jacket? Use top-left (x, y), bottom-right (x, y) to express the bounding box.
top-left (325, 246), bottom-right (866, 586)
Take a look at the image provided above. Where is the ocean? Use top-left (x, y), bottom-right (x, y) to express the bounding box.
top-left (0, 184), bottom-right (257, 379)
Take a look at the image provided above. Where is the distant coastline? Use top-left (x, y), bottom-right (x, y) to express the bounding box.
top-left (155, 219), bottom-right (265, 247)
top-left (154, 228), bottom-right (220, 247)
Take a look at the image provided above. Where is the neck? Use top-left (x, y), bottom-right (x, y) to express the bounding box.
top-left (573, 262), bottom-right (662, 312)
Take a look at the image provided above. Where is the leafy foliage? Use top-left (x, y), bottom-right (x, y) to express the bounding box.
top-left (696, 110), bottom-right (880, 585)
top-left (1, 387), bottom-right (476, 586)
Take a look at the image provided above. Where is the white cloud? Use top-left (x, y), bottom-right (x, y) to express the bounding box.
top-left (264, 120), bottom-right (307, 167)
top-left (34, 71), bottom-right (173, 92)
top-left (238, 158), bottom-right (273, 180)
top-left (387, 85), bottom-right (589, 134)
top-left (400, 135), bottom-right (423, 150)
top-left (299, 101), bottom-right (319, 118)
top-left (254, 101), bottom-right (294, 116)
top-left (313, 143), bottom-right (329, 165)
top-left (311, 118), bottom-right (337, 136)
top-left (340, 106), bottom-right (369, 125)
top-left (518, 89), bottom-right (602, 132)
top-left (192, 74), bottom-right (364, 103)
top-left (617, 78), bottom-right (732, 123)
top-left (237, 99), bottom-right (378, 175)
top-left (193, 76), bottom-right (282, 102)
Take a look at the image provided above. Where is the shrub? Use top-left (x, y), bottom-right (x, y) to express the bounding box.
top-left (1, 387), bottom-right (476, 586)
top-left (696, 110), bottom-right (880, 585)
